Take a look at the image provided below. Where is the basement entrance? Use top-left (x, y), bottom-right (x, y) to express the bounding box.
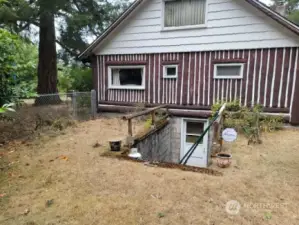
top-left (181, 119), bottom-right (208, 168)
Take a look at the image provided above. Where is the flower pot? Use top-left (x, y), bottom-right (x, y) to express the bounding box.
top-left (109, 140), bottom-right (122, 152)
top-left (216, 153), bottom-right (232, 168)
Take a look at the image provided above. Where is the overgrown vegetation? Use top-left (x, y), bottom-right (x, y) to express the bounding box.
top-left (0, 28), bottom-right (93, 106)
top-left (212, 101), bottom-right (284, 144)
top-left (0, 29), bottom-right (38, 105)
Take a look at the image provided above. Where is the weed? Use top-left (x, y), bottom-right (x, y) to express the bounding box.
top-left (157, 212), bottom-right (165, 218)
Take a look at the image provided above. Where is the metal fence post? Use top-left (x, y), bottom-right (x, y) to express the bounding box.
top-left (91, 89), bottom-right (97, 119)
top-left (72, 91), bottom-right (77, 118)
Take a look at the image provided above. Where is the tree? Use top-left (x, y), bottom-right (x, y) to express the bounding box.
top-left (271, 0), bottom-right (299, 25)
top-left (0, 0), bottom-right (130, 102)
top-left (36, 0), bottom-right (59, 103)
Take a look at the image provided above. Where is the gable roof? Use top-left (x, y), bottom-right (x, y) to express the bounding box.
top-left (79, 0), bottom-right (299, 59)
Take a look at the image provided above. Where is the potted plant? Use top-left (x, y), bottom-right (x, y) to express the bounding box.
top-left (216, 152), bottom-right (232, 168)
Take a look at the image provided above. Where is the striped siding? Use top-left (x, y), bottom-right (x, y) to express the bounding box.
top-left (97, 47), bottom-right (299, 111)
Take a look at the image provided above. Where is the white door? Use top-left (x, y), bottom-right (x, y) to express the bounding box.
top-left (181, 119), bottom-right (208, 168)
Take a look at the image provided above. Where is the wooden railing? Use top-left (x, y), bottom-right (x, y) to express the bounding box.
top-left (122, 105), bottom-right (168, 139)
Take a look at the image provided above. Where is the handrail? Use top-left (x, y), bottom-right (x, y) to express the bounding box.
top-left (122, 104), bottom-right (168, 139)
top-left (122, 105), bottom-right (167, 120)
top-left (180, 103), bottom-right (226, 165)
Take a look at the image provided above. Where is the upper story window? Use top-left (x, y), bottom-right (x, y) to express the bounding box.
top-left (214, 63), bottom-right (244, 79)
top-left (163, 0), bottom-right (207, 30)
top-left (108, 65), bottom-right (145, 90)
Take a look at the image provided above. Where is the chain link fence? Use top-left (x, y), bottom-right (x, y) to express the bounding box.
top-left (0, 90), bottom-right (97, 143)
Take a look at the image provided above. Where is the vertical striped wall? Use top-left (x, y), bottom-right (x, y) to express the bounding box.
top-left (96, 47), bottom-right (299, 111)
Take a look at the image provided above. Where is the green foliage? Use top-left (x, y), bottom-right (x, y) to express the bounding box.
top-left (0, 0), bottom-right (131, 63)
top-left (271, 0), bottom-right (299, 25)
top-left (0, 103), bottom-right (15, 114)
top-left (69, 67), bottom-right (92, 92)
top-left (212, 101), bottom-right (284, 144)
top-left (58, 66), bottom-right (92, 92)
top-left (0, 28), bottom-right (38, 105)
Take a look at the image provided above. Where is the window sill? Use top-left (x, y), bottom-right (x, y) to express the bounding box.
top-left (161, 24), bottom-right (207, 32)
top-left (163, 76), bottom-right (177, 79)
top-left (213, 77), bottom-right (243, 80)
top-left (108, 86), bottom-right (145, 90)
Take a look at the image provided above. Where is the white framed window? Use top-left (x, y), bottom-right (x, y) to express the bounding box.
top-left (163, 64), bottom-right (178, 78)
top-left (214, 63), bottom-right (244, 79)
top-left (108, 65), bottom-right (145, 90)
top-left (162, 0), bottom-right (207, 31)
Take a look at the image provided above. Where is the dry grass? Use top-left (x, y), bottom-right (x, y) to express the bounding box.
top-left (0, 104), bottom-right (74, 144)
top-left (0, 118), bottom-right (299, 225)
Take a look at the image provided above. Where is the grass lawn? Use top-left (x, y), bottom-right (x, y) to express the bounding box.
top-left (0, 118), bottom-right (298, 225)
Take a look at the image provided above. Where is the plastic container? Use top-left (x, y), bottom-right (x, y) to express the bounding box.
top-left (109, 140), bottom-right (122, 152)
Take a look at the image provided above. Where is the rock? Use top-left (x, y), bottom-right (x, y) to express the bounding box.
top-left (46, 199), bottom-right (54, 207)
top-left (93, 142), bottom-right (102, 148)
top-left (23, 208), bottom-right (30, 216)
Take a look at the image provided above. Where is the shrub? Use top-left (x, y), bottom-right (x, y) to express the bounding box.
top-left (212, 101), bottom-right (284, 144)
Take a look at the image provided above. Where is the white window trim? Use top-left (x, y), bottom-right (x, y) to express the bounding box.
top-left (108, 65), bottom-right (146, 90)
top-left (161, 0), bottom-right (208, 31)
top-left (163, 64), bottom-right (178, 78)
top-left (213, 63), bottom-right (244, 79)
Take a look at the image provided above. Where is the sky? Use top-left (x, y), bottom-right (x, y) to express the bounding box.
top-left (260, 0), bottom-right (273, 6)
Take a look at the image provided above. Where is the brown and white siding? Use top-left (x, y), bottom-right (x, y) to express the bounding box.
top-left (94, 47), bottom-right (299, 121)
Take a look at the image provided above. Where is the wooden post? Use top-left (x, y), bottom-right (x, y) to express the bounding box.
top-left (91, 89), bottom-right (97, 120)
top-left (151, 110), bottom-right (156, 126)
top-left (72, 90), bottom-right (77, 118)
top-left (219, 114), bottom-right (225, 152)
top-left (128, 119), bottom-right (133, 137)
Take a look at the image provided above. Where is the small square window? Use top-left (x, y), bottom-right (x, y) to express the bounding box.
top-left (214, 63), bottom-right (244, 79)
top-left (163, 65), bottom-right (178, 78)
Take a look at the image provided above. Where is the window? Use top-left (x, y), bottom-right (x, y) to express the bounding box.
top-left (186, 121), bottom-right (204, 144)
top-left (163, 65), bottom-right (178, 78)
top-left (214, 63), bottom-right (244, 79)
top-left (163, 0), bottom-right (207, 29)
top-left (108, 66), bottom-right (145, 89)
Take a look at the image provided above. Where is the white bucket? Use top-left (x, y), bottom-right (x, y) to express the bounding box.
top-left (128, 148), bottom-right (142, 159)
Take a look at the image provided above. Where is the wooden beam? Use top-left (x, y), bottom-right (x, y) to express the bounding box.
top-left (128, 119), bottom-right (133, 137)
top-left (122, 105), bottom-right (168, 120)
top-left (151, 111), bottom-right (156, 125)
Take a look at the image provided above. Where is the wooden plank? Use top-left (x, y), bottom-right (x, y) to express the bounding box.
top-left (128, 119), bottom-right (133, 137)
top-left (122, 105), bottom-right (168, 120)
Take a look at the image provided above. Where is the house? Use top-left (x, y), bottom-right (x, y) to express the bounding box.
top-left (80, 0), bottom-right (299, 167)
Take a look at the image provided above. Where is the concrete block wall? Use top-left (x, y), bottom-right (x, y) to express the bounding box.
top-left (136, 117), bottom-right (212, 165)
top-left (137, 123), bottom-right (173, 162)
top-left (170, 117), bottom-right (182, 163)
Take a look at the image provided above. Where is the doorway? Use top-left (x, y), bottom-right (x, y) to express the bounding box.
top-left (180, 119), bottom-right (208, 167)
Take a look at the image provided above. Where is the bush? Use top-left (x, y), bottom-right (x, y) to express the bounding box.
top-left (58, 66), bottom-right (92, 93)
top-left (212, 101), bottom-right (284, 144)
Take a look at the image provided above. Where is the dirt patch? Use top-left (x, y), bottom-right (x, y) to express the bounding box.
top-left (0, 118), bottom-right (299, 225)
top-left (101, 152), bottom-right (223, 176)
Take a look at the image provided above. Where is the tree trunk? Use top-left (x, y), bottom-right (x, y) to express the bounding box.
top-left (35, 9), bottom-right (60, 105)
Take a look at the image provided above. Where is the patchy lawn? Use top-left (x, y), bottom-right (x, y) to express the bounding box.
top-left (0, 117), bottom-right (299, 225)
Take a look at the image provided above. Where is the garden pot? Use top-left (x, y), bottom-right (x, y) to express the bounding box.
top-left (109, 140), bottom-right (122, 152)
top-left (216, 153), bottom-right (232, 168)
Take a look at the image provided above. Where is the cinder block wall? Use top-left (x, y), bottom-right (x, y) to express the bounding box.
top-left (170, 117), bottom-right (182, 163)
top-left (136, 117), bottom-right (212, 165)
top-left (136, 123), bottom-right (173, 162)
